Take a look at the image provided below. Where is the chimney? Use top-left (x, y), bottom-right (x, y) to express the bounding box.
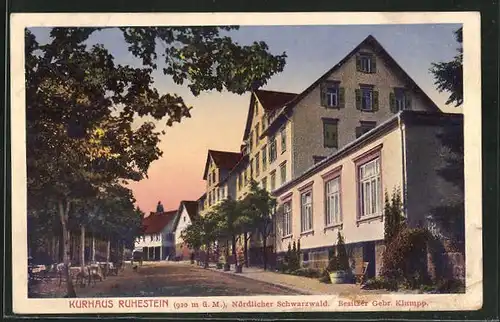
top-left (156, 201), bottom-right (164, 213)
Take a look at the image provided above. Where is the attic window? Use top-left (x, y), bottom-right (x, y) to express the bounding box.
top-left (356, 53), bottom-right (376, 73)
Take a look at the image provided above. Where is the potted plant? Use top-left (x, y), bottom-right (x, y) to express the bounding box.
top-left (327, 232), bottom-right (350, 284)
top-left (235, 249), bottom-right (245, 273)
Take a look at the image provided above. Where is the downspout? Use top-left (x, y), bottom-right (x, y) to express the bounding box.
top-left (398, 112), bottom-right (408, 219)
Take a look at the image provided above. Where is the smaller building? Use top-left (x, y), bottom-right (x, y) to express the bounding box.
top-left (173, 200), bottom-right (199, 260)
top-left (134, 209), bottom-right (177, 261)
top-left (272, 110), bottom-right (464, 281)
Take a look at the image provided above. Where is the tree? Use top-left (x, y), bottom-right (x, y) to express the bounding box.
top-left (429, 27), bottom-right (463, 107)
top-left (213, 198), bottom-right (244, 266)
top-left (241, 180), bottom-right (277, 270)
top-left (26, 27), bottom-right (287, 296)
top-left (384, 187), bottom-right (405, 244)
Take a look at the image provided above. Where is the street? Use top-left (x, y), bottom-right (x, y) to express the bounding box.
top-left (31, 262), bottom-right (300, 298)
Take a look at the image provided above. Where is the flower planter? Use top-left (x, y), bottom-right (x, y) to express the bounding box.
top-left (235, 265), bottom-right (243, 273)
top-left (216, 263), bottom-right (223, 269)
top-left (223, 263), bottom-right (230, 271)
top-left (329, 271), bottom-right (348, 284)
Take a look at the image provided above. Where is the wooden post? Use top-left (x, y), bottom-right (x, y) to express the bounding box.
top-left (80, 225), bottom-right (85, 270)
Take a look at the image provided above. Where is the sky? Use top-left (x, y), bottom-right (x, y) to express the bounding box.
top-left (30, 24), bottom-right (462, 213)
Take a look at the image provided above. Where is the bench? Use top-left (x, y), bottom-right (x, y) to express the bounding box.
top-left (354, 261), bottom-right (369, 285)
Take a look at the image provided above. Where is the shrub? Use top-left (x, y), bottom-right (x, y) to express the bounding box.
top-left (381, 227), bottom-right (432, 289)
top-left (291, 267), bottom-right (322, 278)
top-left (362, 277), bottom-right (398, 291)
top-left (437, 278), bottom-right (465, 293)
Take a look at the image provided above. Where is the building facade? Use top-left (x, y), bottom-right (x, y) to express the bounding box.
top-left (213, 35), bottom-right (442, 267)
top-left (173, 200), bottom-right (199, 260)
top-left (134, 210), bottom-right (177, 261)
top-left (272, 111), bottom-right (464, 280)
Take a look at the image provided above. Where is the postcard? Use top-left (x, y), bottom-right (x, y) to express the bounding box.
top-left (10, 11), bottom-right (482, 314)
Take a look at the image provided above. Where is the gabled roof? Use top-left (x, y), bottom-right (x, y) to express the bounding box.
top-left (242, 89), bottom-right (298, 141)
top-left (265, 35), bottom-right (440, 131)
top-left (142, 210), bottom-right (177, 234)
top-left (172, 200), bottom-right (199, 231)
top-left (202, 149), bottom-right (242, 180)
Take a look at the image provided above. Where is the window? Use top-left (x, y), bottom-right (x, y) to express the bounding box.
top-left (357, 53), bottom-right (376, 73)
top-left (249, 132), bottom-right (253, 151)
top-left (270, 171), bottom-right (276, 191)
top-left (283, 202), bottom-right (292, 236)
top-left (261, 116), bottom-right (266, 132)
top-left (255, 152), bottom-right (260, 176)
top-left (183, 216), bottom-right (186, 222)
top-left (280, 162), bottom-right (287, 185)
top-left (254, 100), bottom-right (258, 115)
top-left (313, 156), bottom-right (326, 164)
top-left (321, 81), bottom-right (344, 108)
top-left (269, 137), bottom-right (277, 163)
top-left (325, 177), bottom-right (341, 226)
top-left (262, 145), bottom-right (267, 170)
top-left (300, 191), bottom-right (313, 232)
top-left (390, 88), bottom-right (411, 112)
top-left (238, 173), bottom-right (242, 190)
top-left (255, 123), bottom-right (260, 141)
top-left (358, 157), bottom-right (382, 218)
top-left (356, 86), bottom-right (379, 112)
top-left (355, 121), bottom-right (377, 139)
top-left (361, 87), bottom-right (373, 111)
top-left (261, 176), bottom-right (267, 190)
top-left (280, 127), bottom-right (287, 153)
top-left (322, 118), bottom-right (339, 148)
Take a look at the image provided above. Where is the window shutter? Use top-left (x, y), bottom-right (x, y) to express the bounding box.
top-left (389, 92), bottom-right (397, 113)
top-left (332, 123), bottom-right (338, 148)
top-left (373, 91), bottom-right (379, 111)
top-left (355, 89), bottom-right (361, 110)
top-left (356, 55), bottom-right (361, 71)
top-left (370, 55), bottom-right (377, 73)
top-left (320, 83), bottom-right (326, 107)
top-left (339, 87), bottom-right (345, 108)
top-left (405, 93), bottom-right (412, 110)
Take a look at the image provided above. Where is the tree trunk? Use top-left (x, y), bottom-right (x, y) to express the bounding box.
top-left (232, 235), bottom-right (237, 266)
top-left (80, 225), bottom-right (85, 271)
top-left (262, 233), bottom-right (267, 271)
top-left (51, 236), bottom-right (57, 263)
top-left (58, 200), bottom-right (76, 298)
top-left (106, 238), bottom-right (111, 275)
top-left (91, 234), bottom-right (95, 263)
top-left (244, 232), bottom-right (249, 267)
top-left (204, 243), bottom-right (210, 268)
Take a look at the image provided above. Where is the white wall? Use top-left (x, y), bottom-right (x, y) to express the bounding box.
top-left (174, 205), bottom-right (192, 246)
top-left (275, 124), bottom-right (404, 253)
